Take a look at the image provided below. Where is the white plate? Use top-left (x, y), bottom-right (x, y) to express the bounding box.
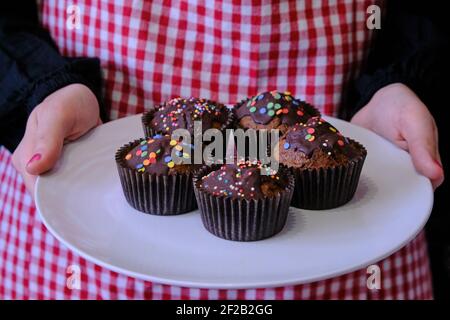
top-left (35, 114), bottom-right (433, 289)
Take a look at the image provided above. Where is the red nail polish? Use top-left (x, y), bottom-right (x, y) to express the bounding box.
top-left (27, 153), bottom-right (41, 166)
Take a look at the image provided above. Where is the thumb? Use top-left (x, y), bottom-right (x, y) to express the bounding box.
top-left (403, 118), bottom-right (444, 189)
top-left (26, 123), bottom-right (65, 175)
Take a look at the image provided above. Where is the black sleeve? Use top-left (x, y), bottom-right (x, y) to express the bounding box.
top-left (340, 0), bottom-right (450, 120)
top-left (0, 1), bottom-right (107, 152)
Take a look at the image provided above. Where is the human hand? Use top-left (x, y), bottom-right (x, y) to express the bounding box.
top-left (351, 83), bottom-right (444, 189)
top-left (12, 83), bottom-right (101, 196)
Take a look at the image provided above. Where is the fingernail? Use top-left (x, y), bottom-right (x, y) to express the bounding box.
top-left (434, 159), bottom-right (443, 169)
top-left (27, 153), bottom-right (41, 166)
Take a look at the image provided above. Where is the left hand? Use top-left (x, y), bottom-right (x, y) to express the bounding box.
top-left (351, 83), bottom-right (444, 189)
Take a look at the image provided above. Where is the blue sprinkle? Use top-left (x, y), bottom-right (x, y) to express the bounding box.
top-left (257, 94), bottom-right (264, 100)
top-left (259, 107), bottom-right (267, 114)
top-left (164, 156), bottom-right (172, 163)
top-left (153, 134), bottom-right (162, 139)
top-left (136, 163), bottom-right (144, 169)
top-left (284, 142), bottom-right (290, 150)
top-left (140, 145), bottom-right (148, 151)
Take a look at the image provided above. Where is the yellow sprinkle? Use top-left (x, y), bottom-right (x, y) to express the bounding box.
top-left (170, 139), bottom-right (177, 146)
top-left (167, 161), bottom-right (175, 168)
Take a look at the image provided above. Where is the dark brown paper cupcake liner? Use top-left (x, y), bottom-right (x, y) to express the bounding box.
top-left (289, 139), bottom-right (367, 210)
top-left (141, 107), bottom-right (158, 138)
top-left (115, 139), bottom-right (197, 215)
top-left (141, 100), bottom-right (235, 138)
top-left (193, 165), bottom-right (295, 241)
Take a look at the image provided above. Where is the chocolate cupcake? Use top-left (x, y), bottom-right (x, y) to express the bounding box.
top-left (233, 91), bottom-right (320, 160)
top-left (193, 161), bottom-right (295, 241)
top-left (278, 117), bottom-right (367, 210)
top-left (234, 91), bottom-right (320, 134)
top-left (115, 134), bottom-right (198, 215)
top-left (142, 97), bottom-right (233, 137)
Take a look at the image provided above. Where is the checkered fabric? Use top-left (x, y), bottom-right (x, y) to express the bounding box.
top-left (0, 0), bottom-right (433, 299)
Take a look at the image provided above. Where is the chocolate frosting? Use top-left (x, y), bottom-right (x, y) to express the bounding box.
top-left (124, 135), bottom-right (193, 175)
top-left (283, 117), bottom-right (355, 158)
top-left (235, 91), bottom-right (320, 125)
top-left (199, 162), bottom-right (285, 199)
top-left (149, 97), bottom-right (228, 134)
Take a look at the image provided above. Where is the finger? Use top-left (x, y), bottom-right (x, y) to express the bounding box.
top-left (402, 114), bottom-right (444, 189)
top-left (392, 139), bottom-right (408, 151)
top-left (25, 116), bottom-right (66, 176)
top-left (12, 128), bottom-right (38, 197)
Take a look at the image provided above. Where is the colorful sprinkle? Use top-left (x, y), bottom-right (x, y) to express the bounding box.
top-left (267, 102), bottom-right (274, 109)
top-left (274, 103), bottom-right (282, 110)
top-left (170, 139), bottom-right (177, 146)
top-left (284, 142), bottom-right (290, 149)
top-left (143, 159), bottom-right (150, 166)
top-left (307, 128), bottom-right (315, 134)
top-left (249, 106), bottom-right (257, 113)
top-left (337, 140), bottom-right (345, 146)
top-left (125, 154), bottom-right (132, 160)
top-left (268, 110), bottom-right (275, 116)
top-left (167, 161), bottom-right (175, 168)
top-left (164, 156), bottom-right (172, 163)
top-left (297, 110), bottom-right (304, 116)
top-left (259, 107), bottom-right (267, 114)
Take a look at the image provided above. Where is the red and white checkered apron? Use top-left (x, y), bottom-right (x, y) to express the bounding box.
top-left (0, 0), bottom-right (433, 299)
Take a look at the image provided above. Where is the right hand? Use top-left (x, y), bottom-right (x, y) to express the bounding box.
top-left (12, 83), bottom-right (102, 196)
